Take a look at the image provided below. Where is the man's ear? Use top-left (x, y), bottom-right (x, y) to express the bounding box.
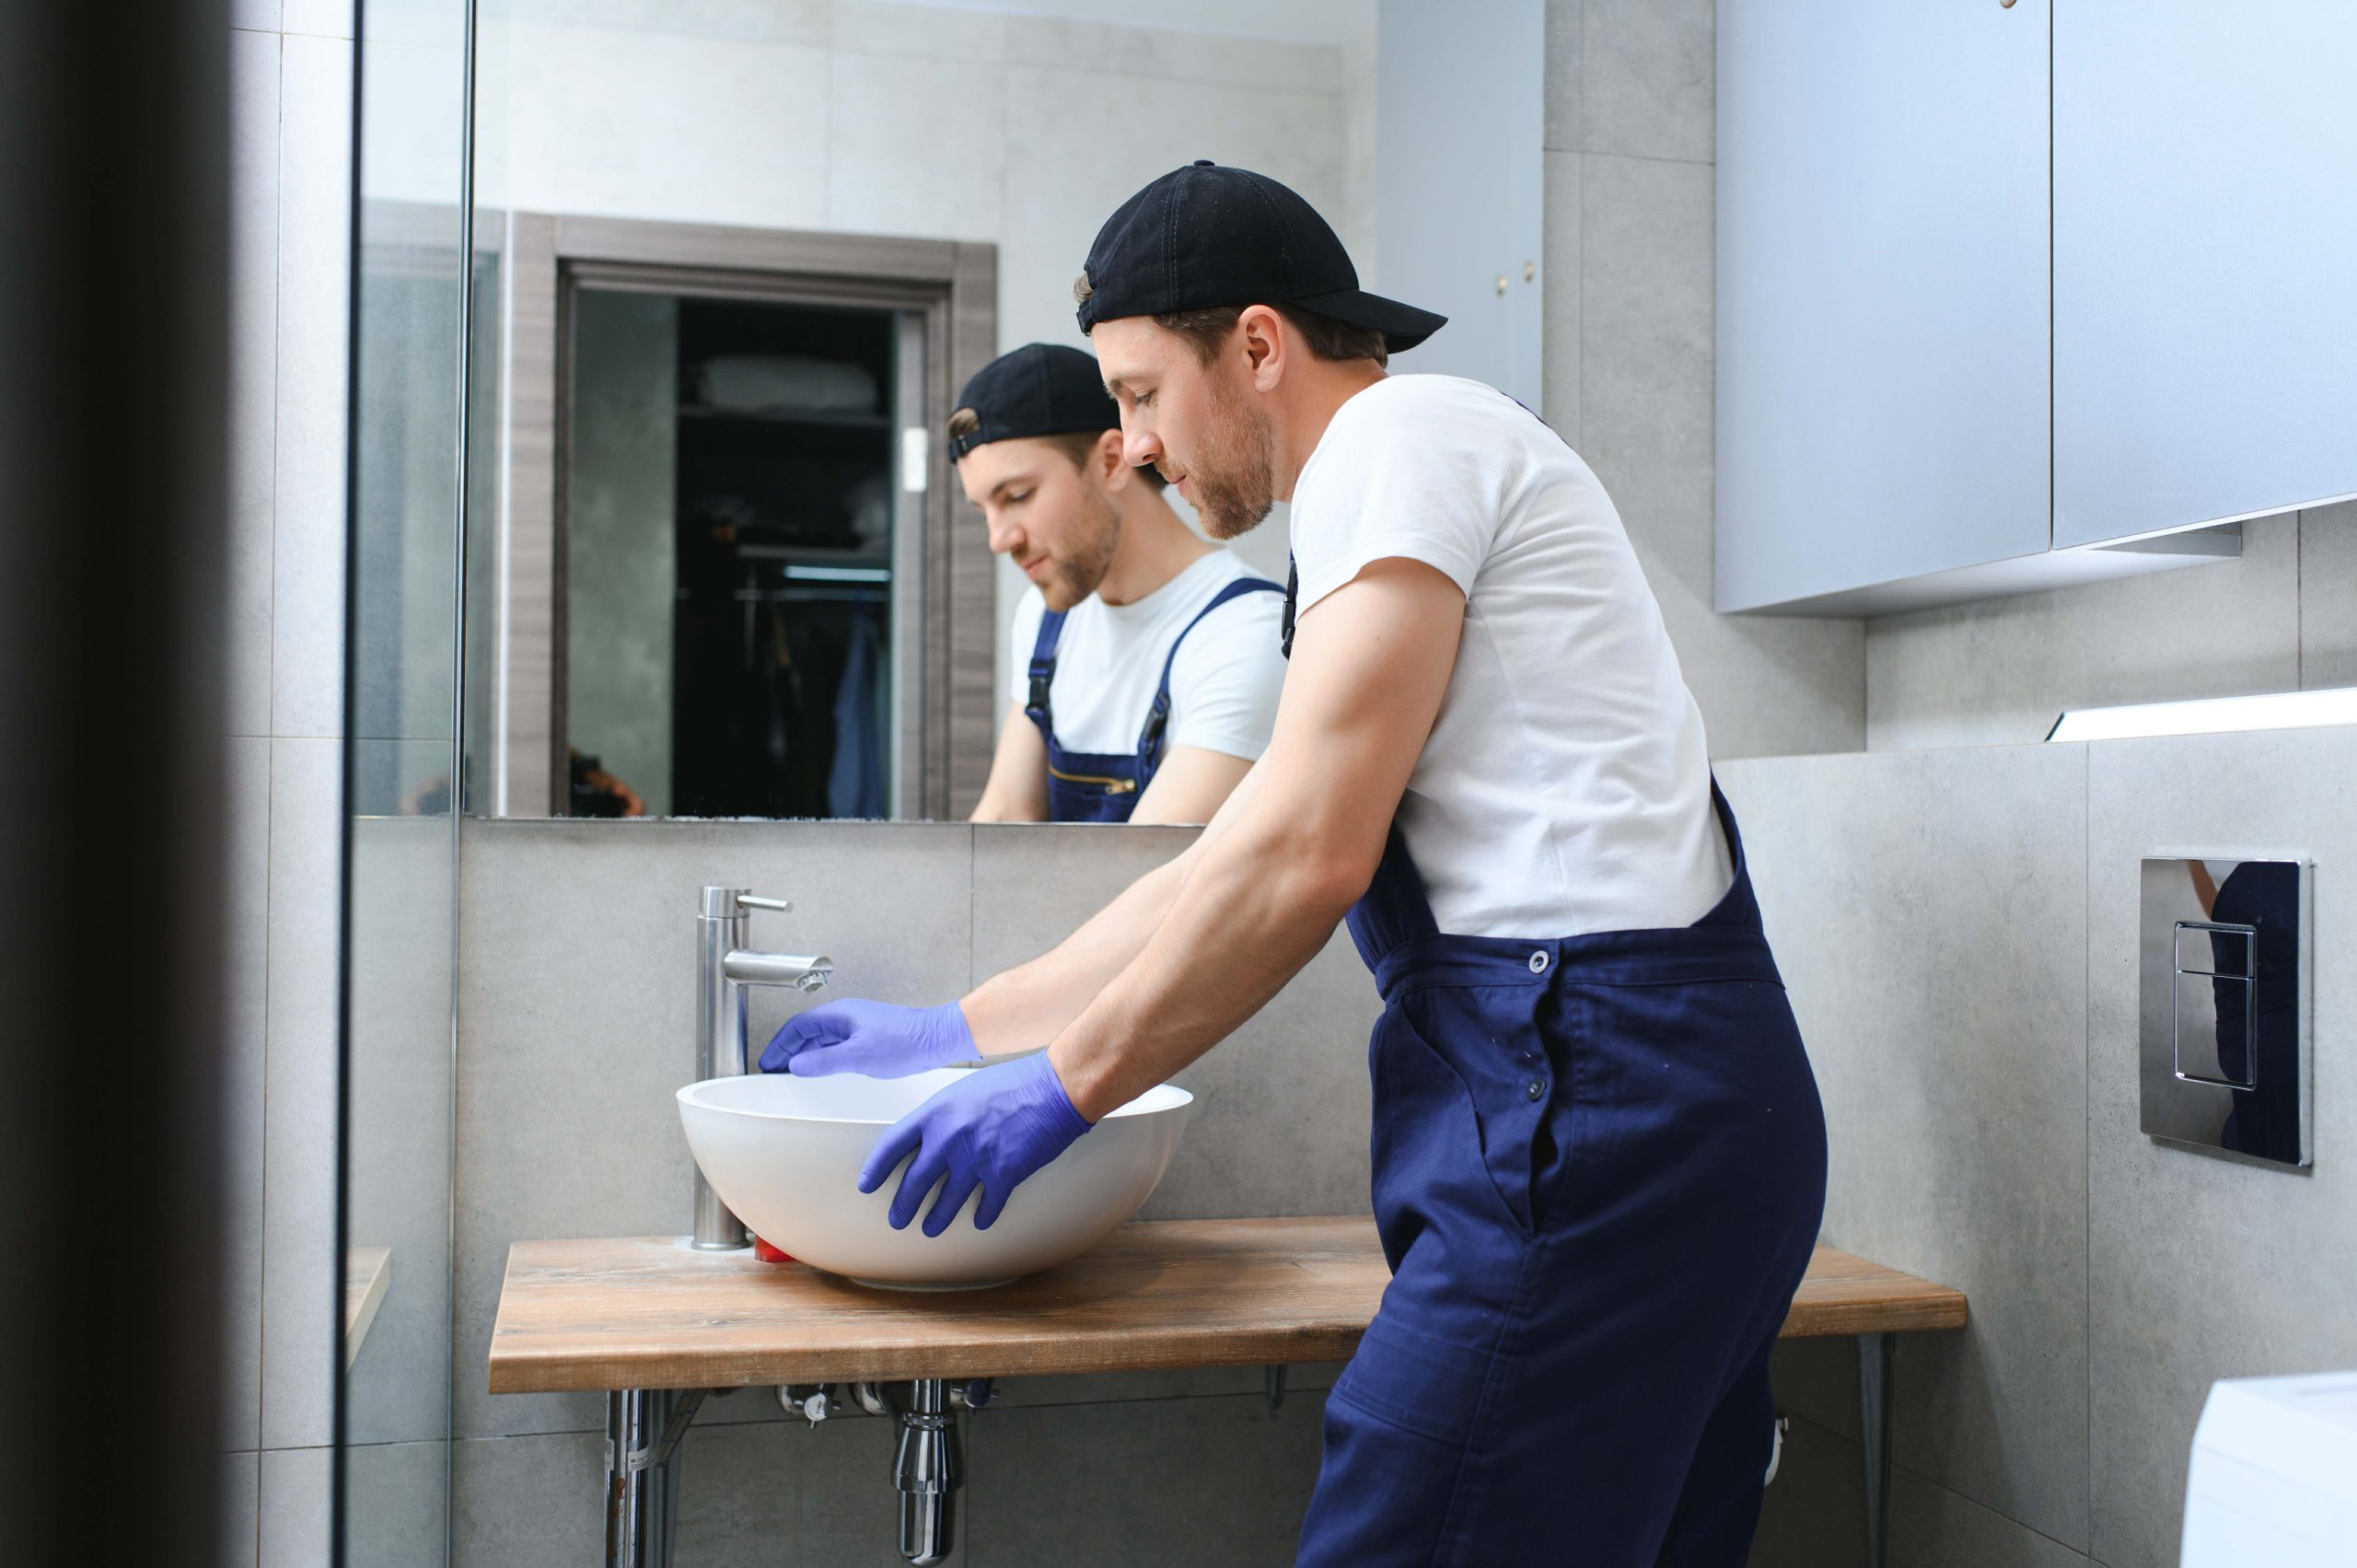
top-left (1093, 427), bottom-right (1133, 492)
top-left (1237, 304), bottom-right (1287, 391)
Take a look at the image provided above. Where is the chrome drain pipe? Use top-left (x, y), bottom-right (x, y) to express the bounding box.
top-left (891, 1378), bottom-right (962, 1565)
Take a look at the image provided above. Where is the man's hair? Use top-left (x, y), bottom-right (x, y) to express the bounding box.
top-left (1071, 273), bottom-right (1387, 369)
top-left (947, 406), bottom-right (1166, 490)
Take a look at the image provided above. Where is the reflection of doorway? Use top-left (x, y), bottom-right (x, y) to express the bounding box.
top-left (569, 287), bottom-right (910, 819)
top-left (491, 215), bottom-right (997, 819)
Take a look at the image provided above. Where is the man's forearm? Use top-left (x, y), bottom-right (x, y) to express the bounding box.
top-left (1044, 796), bottom-right (1360, 1121)
top-left (959, 846), bottom-right (1194, 1054)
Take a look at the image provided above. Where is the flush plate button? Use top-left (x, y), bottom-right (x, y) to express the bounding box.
top-left (2140, 858), bottom-right (2308, 1167)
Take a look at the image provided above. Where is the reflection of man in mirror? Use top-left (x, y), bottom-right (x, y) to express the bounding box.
top-left (769, 163), bottom-right (1827, 1567)
top-left (953, 343), bottom-right (1287, 825)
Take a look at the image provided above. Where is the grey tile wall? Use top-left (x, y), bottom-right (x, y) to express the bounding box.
top-left (1723, 746), bottom-right (2094, 1551)
top-left (1864, 513), bottom-right (2305, 751)
top-left (452, 815), bottom-right (1379, 1562)
top-left (1545, 0), bottom-right (1868, 761)
top-left (2298, 499), bottom-right (2357, 688)
top-left (261, 736), bottom-right (344, 1452)
top-left (219, 1450), bottom-right (261, 1568)
top-left (1727, 728), bottom-right (2357, 1566)
top-left (970, 823), bottom-right (1382, 1224)
top-left (2083, 727), bottom-right (2357, 1568)
top-left (259, 1445), bottom-right (333, 1568)
top-left (221, 10), bottom-right (355, 1557)
top-left (452, 818), bottom-right (974, 1442)
top-left (971, 1389), bottom-right (1330, 1566)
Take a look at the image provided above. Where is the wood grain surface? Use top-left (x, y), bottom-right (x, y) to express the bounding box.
top-left (490, 1219), bottom-right (1965, 1395)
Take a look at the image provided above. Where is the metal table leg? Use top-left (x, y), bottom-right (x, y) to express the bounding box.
top-left (606, 1388), bottom-right (705, 1568)
top-left (1858, 1332), bottom-right (1895, 1568)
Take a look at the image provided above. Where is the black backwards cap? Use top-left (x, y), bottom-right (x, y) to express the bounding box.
top-left (947, 343), bottom-right (1120, 461)
top-left (1074, 160), bottom-right (1446, 353)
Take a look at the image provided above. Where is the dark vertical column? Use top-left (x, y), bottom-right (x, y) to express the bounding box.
top-left (0, 1), bottom-right (231, 1565)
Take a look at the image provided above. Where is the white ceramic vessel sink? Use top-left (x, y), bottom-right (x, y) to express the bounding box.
top-left (677, 1068), bottom-right (1191, 1289)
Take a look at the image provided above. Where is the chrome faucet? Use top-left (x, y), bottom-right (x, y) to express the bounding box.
top-left (693, 886), bottom-right (833, 1250)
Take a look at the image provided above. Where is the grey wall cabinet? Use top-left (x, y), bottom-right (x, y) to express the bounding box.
top-left (1716, 0), bottom-right (2050, 615)
top-left (1376, 0), bottom-right (1545, 412)
top-left (1718, 0), bottom-right (2354, 616)
top-left (2053, 0), bottom-right (2357, 549)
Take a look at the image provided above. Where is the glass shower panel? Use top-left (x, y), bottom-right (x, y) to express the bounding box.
top-left (341, 0), bottom-right (471, 1561)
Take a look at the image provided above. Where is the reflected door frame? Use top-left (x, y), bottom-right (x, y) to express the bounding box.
top-left (487, 212), bottom-right (997, 819)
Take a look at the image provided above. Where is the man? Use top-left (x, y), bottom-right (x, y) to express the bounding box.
top-left (765, 164), bottom-right (1828, 1565)
top-left (955, 342), bottom-right (1287, 824)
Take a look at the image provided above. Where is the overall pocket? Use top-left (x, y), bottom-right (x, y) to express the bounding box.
top-left (1376, 981), bottom-right (1558, 1241)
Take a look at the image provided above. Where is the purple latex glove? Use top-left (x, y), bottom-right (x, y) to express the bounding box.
top-left (858, 1052), bottom-right (1093, 1237)
top-left (760, 999), bottom-right (974, 1078)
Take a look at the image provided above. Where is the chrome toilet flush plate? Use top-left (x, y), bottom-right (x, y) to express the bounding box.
top-left (2139, 857), bottom-right (2311, 1167)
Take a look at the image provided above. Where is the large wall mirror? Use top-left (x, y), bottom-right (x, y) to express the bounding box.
top-left (458, 0), bottom-right (1539, 823)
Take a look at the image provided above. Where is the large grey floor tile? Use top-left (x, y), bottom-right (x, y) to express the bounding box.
top-left (1864, 513), bottom-right (2301, 751)
top-left (1721, 746), bottom-right (2092, 1550)
top-left (2084, 727), bottom-right (2357, 1568)
top-left (2299, 498), bottom-right (2357, 688)
top-left (453, 819), bottom-right (973, 1440)
top-left (969, 1390), bottom-right (1327, 1566)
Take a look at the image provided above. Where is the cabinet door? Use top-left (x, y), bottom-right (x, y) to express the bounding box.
top-left (1715, 0), bottom-right (2050, 612)
top-left (2053, 1), bottom-right (2357, 548)
top-left (1376, 0), bottom-right (1545, 411)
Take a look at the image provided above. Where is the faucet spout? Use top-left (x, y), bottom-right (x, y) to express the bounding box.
top-left (722, 950), bottom-right (834, 993)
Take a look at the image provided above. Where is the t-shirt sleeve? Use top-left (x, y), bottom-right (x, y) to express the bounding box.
top-left (1165, 587), bottom-right (1288, 762)
top-left (1005, 587), bottom-right (1046, 714)
top-left (1289, 388), bottom-right (1495, 617)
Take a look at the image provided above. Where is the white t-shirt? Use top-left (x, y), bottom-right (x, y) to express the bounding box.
top-left (1007, 550), bottom-right (1287, 762)
top-left (1290, 374), bottom-right (1732, 939)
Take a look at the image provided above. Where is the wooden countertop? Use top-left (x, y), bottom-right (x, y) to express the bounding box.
top-left (489, 1217), bottom-right (1965, 1395)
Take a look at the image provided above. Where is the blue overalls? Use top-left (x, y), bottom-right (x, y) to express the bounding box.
top-left (1024, 575), bottom-right (1283, 822)
top-left (1296, 784), bottom-right (1829, 1566)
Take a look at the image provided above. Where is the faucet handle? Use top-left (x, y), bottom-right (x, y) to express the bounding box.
top-left (737, 894), bottom-right (793, 913)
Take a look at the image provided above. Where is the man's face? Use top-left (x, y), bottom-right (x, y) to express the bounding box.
top-left (956, 436), bottom-right (1121, 613)
top-left (1094, 316), bottom-right (1276, 541)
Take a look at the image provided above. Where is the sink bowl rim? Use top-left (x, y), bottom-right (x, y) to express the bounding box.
top-left (677, 1071), bottom-right (1192, 1127)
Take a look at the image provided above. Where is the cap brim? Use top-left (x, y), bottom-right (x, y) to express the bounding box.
top-left (1286, 288), bottom-right (1448, 354)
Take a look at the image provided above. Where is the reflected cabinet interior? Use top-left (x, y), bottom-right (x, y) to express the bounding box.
top-left (471, 215), bottom-right (1000, 819)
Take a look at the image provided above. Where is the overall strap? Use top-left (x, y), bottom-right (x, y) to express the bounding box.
top-left (1133, 575), bottom-right (1285, 768)
top-left (1022, 608), bottom-right (1068, 742)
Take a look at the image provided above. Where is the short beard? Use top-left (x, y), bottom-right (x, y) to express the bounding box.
top-left (1042, 485), bottom-right (1121, 612)
top-left (1188, 373), bottom-right (1277, 540)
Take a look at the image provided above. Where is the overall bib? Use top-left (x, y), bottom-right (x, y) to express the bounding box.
top-left (1024, 575), bottom-right (1283, 822)
top-left (1296, 784), bottom-right (1829, 1567)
